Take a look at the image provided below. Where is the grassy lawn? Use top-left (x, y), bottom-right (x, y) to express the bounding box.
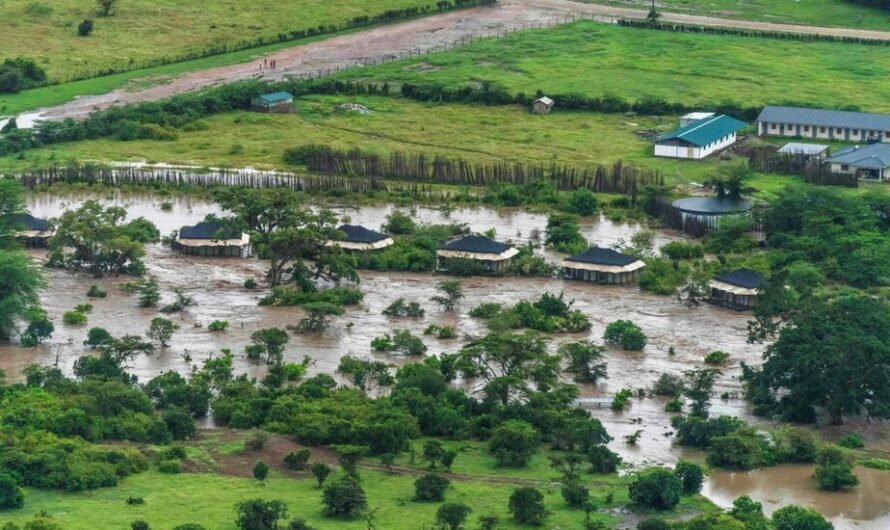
top-left (0, 94), bottom-right (736, 183)
top-left (0, 0), bottom-right (440, 81)
top-left (335, 20), bottom-right (890, 112)
top-left (581, 0), bottom-right (890, 30)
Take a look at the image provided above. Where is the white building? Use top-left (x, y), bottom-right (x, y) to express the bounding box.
top-left (654, 114), bottom-right (747, 160)
top-left (757, 106), bottom-right (890, 143)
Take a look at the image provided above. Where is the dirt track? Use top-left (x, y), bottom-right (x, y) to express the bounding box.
top-left (28, 0), bottom-right (890, 121)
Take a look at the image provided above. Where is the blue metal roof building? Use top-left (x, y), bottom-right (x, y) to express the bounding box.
top-left (250, 91), bottom-right (295, 113)
top-left (655, 115), bottom-right (747, 160)
top-left (757, 105), bottom-right (890, 143)
top-left (827, 143), bottom-right (890, 181)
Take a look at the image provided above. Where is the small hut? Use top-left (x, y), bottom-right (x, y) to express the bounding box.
top-left (250, 91), bottom-right (294, 113)
top-left (532, 97), bottom-right (554, 115)
top-left (708, 268), bottom-right (768, 311)
top-left (436, 235), bottom-right (518, 274)
top-left (561, 247), bottom-right (645, 284)
top-left (173, 221), bottom-right (251, 257)
top-left (15, 214), bottom-right (53, 247)
top-left (671, 197), bottom-right (753, 233)
top-left (327, 224), bottom-right (394, 252)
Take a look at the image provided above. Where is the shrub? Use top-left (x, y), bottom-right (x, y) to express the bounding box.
top-left (382, 210), bottom-right (417, 235)
top-left (283, 449), bottom-right (311, 471)
top-left (660, 241), bottom-right (704, 260)
top-left (587, 445), bottom-right (621, 474)
top-left (382, 298), bottom-right (425, 317)
top-left (564, 188), bottom-right (598, 216)
top-left (322, 476), bottom-right (367, 518)
top-left (244, 278), bottom-right (258, 289)
top-left (815, 446), bottom-right (858, 491)
top-left (637, 519), bottom-right (671, 530)
top-left (772, 505), bottom-right (833, 530)
top-left (771, 427), bottom-right (819, 463)
top-left (488, 420), bottom-right (538, 467)
top-left (413, 473), bottom-right (450, 502)
top-left (508, 487), bottom-right (547, 526)
top-left (84, 327), bottom-right (113, 348)
top-left (287, 519), bottom-right (315, 530)
top-left (674, 460), bottom-right (705, 494)
top-left (157, 460), bottom-right (181, 474)
top-left (603, 320), bottom-right (647, 350)
top-left (0, 472), bottom-right (24, 510)
top-left (704, 351), bottom-right (730, 365)
top-left (244, 430), bottom-right (269, 451)
top-left (652, 373), bottom-right (684, 396)
top-left (208, 320), bottom-right (229, 332)
top-left (74, 303), bottom-right (93, 313)
top-left (707, 427), bottom-right (767, 470)
top-left (253, 461), bottom-right (269, 482)
top-left (611, 388), bottom-right (634, 411)
top-left (837, 433), bottom-right (864, 449)
top-left (468, 303), bottom-right (503, 319)
top-left (423, 324), bottom-right (457, 339)
top-left (436, 503), bottom-right (472, 530)
top-left (235, 499), bottom-right (288, 530)
top-left (126, 496), bottom-right (146, 505)
top-left (86, 285), bottom-right (107, 298)
top-left (311, 463), bottom-right (331, 487)
top-left (77, 19), bottom-right (94, 36)
top-left (370, 330), bottom-right (427, 356)
top-left (131, 521), bottom-right (149, 530)
top-left (561, 480), bottom-right (589, 508)
top-left (665, 398), bottom-right (682, 413)
top-left (628, 468), bottom-right (682, 510)
top-left (63, 310), bottom-right (88, 325)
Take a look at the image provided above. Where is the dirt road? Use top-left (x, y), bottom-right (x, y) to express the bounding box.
top-left (26, 0), bottom-right (890, 122)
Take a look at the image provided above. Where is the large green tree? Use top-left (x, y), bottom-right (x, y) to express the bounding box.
top-left (749, 295), bottom-right (890, 424)
top-left (0, 180), bottom-right (43, 342)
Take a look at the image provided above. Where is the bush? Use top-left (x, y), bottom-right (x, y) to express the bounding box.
top-left (63, 310), bottom-right (88, 325)
top-left (674, 460), bottom-right (705, 494)
top-left (488, 420), bottom-right (538, 467)
top-left (0, 472), bottom-right (24, 510)
top-left (508, 487), bottom-right (547, 526)
top-left (235, 499), bottom-right (288, 530)
top-left (772, 505), bottom-right (833, 530)
top-left (322, 476), bottom-right (367, 518)
top-left (561, 480), bottom-right (589, 508)
top-left (628, 468), bottom-right (682, 510)
top-left (244, 278), bottom-right (258, 289)
top-left (652, 373), bottom-right (684, 396)
top-left (816, 463), bottom-right (859, 491)
top-left (638, 257), bottom-right (689, 296)
top-left (78, 19), bottom-right (94, 36)
top-left (704, 351), bottom-right (730, 365)
top-left (370, 330), bottom-right (427, 356)
top-left (660, 241), bottom-right (704, 261)
top-left (837, 433), bottom-right (864, 449)
top-left (637, 519), bottom-right (671, 530)
top-left (436, 503), bottom-right (472, 530)
top-left (157, 460), bottom-right (181, 474)
top-left (413, 473), bottom-right (450, 502)
top-left (86, 285), bottom-right (107, 298)
top-left (284, 449), bottom-right (311, 471)
top-left (253, 461), bottom-right (269, 482)
top-left (208, 320), bottom-right (229, 332)
top-left (706, 427), bottom-right (766, 470)
top-left (131, 521), bottom-right (149, 530)
top-left (382, 298), bottom-right (425, 317)
top-left (603, 320), bottom-right (646, 350)
top-left (563, 188), bottom-right (598, 216)
top-left (244, 430), bottom-right (269, 451)
top-left (423, 324), bottom-right (457, 339)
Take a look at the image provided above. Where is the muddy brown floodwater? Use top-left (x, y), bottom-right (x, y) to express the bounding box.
top-left (6, 191), bottom-right (890, 528)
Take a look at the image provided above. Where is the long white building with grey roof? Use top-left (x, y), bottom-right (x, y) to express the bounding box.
top-left (757, 106), bottom-right (890, 143)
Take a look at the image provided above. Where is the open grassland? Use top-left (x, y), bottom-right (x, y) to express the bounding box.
top-left (0, 95), bottom-right (734, 182)
top-left (337, 20), bottom-right (890, 112)
top-left (1, 434), bottom-right (712, 530)
top-left (583, 0), bottom-right (890, 30)
top-left (0, 0), bottom-right (436, 80)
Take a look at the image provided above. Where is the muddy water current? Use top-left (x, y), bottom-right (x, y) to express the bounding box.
top-left (6, 191), bottom-right (890, 527)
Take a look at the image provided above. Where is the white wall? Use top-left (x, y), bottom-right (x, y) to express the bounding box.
top-left (655, 132), bottom-right (737, 160)
top-left (758, 121), bottom-right (890, 143)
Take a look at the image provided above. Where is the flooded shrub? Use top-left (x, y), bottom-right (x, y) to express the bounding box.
top-left (611, 388), bottom-right (633, 411)
top-left (559, 341), bottom-right (607, 384)
top-left (815, 445), bottom-right (858, 491)
top-left (282, 361), bottom-right (308, 381)
top-left (157, 460), bottom-right (181, 474)
top-left (84, 327), bottom-right (112, 348)
top-left (86, 285), bottom-right (107, 298)
top-left (207, 320), bottom-right (229, 332)
top-left (382, 298), bottom-right (425, 318)
top-left (660, 241), bottom-right (705, 261)
top-left (62, 310), bottom-right (88, 325)
top-left (473, 293), bottom-right (590, 334)
top-left (704, 351), bottom-right (730, 365)
top-left (246, 328), bottom-right (289, 364)
top-left (371, 330), bottom-right (427, 356)
top-left (706, 427), bottom-right (768, 470)
top-left (507, 243), bottom-right (558, 277)
top-left (628, 468), bottom-right (682, 510)
top-left (604, 320), bottom-right (647, 350)
top-left (413, 473), bottom-right (450, 502)
top-left (74, 303), bottom-right (93, 314)
top-left (431, 280), bottom-right (464, 312)
top-left (260, 286), bottom-right (362, 307)
top-left (671, 415), bottom-right (746, 449)
top-left (381, 210), bottom-right (417, 235)
top-left (147, 317), bottom-right (179, 348)
top-left (772, 505), bottom-right (833, 530)
top-left (296, 302), bottom-right (345, 333)
top-left (771, 426), bottom-right (819, 463)
top-left (651, 373), bottom-right (684, 397)
top-left (545, 213), bottom-right (587, 254)
top-left (160, 288), bottom-right (197, 314)
top-left (665, 398), bottom-right (682, 413)
top-left (468, 303), bottom-right (502, 319)
top-left (159, 201), bottom-right (173, 212)
top-left (243, 278), bottom-right (258, 289)
top-left (135, 277), bottom-right (161, 307)
top-left (423, 324), bottom-right (457, 339)
top-left (638, 257), bottom-right (690, 296)
top-left (21, 308), bottom-right (54, 347)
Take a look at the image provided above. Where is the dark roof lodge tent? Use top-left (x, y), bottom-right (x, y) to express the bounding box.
top-left (173, 221), bottom-right (251, 257)
top-left (436, 235), bottom-right (519, 274)
top-left (708, 268), bottom-right (768, 311)
top-left (15, 213), bottom-right (53, 247)
top-left (326, 224), bottom-right (394, 251)
top-left (561, 247), bottom-right (646, 284)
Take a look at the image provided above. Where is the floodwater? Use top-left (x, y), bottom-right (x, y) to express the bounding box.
top-left (7, 191), bottom-right (890, 527)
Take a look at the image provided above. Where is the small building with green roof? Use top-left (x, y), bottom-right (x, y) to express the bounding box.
top-left (250, 91), bottom-right (294, 113)
top-left (655, 114), bottom-right (746, 160)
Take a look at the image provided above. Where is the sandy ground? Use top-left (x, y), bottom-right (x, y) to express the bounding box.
top-left (25, 0), bottom-right (890, 123)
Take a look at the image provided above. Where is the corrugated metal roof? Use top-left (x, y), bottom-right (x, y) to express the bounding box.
top-left (534, 97), bottom-right (554, 106)
top-left (714, 269), bottom-right (769, 290)
top-left (439, 235), bottom-right (513, 254)
top-left (566, 247), bottom-right (637, 266)
top-left (757, 106), bottom-right (890, 131)
top-left (777, 142), bottom-right (829, 155)
top-left (257, 91), bottom-right (294, 103)
top-left (656, 115), bottom-right (747, 147)
top-left (828, 143), bottom-right (890, 168)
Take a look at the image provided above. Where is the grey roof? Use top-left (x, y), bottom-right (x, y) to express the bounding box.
top-left (179, 221), bottom-right (241, 240)
top-left (714, 269), bottom-right (769, 290)
top-left (337, 224), bottom-right (389, 244)
top-left (777, 142), bottom-right (829, 155)
top-left (656, 115), bottom-right (747, 147)
top-left (439, 235), bottom-right (512, 254)
top-left (828, 143), bottom-right (890, 169)
top-left (757, 106), bottom-right (890, 131)
top-left (566, 247), bottom-right (638, 267)
top-left (672, 197), bottom-right (752, 215)
top-left (16, 213), bottom-right (50, 231)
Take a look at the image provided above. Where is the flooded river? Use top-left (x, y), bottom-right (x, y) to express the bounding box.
top-left (6, 191), bottom-right (890, 527)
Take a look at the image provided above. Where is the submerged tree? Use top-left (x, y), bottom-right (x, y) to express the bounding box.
top-left (559, 341), bottom-right (607, 384)
top-left (431, 280), bottom-right (463, 312)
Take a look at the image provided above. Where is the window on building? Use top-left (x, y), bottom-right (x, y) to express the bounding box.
top-left (841, 165), bottom-right (849, 171)
top-left (837, 128), bottom-right (843, 134)
top-left (820, 127), bottom-right (826, 133)
top-left (771, 123), bottom-right (777, 130)
top-left (803, 126), bottom-right (809, 132)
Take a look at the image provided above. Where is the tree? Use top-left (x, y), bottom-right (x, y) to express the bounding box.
top-left (0, 251), bottom-right (42, 342)
top-left (0, 472), bottom-right (24, 510)
top-left (564, 188), bottom-right (598, 216)
top-left (771, 505), bottom-right (833, 530)
top-left (628, 468), bottom-right (682, 510)
top-left (20, 307), bottom-right (53, 347)
top-left (147, 317), bottom-right (179, 348)
top-left (136, 277), bottom-right (161, 307)
top-left (603, 320), bottom-right (647, 350)
top-left (283, 449), bottom-right (311, 471)
top-left (815, 446), bottom-right (858, 491)
top-left (235, 499), bottom-right (288, 530)
top-left (508, 487), bottom-right (547, 526)
top-left (431, 281), bottom-right (463, 312)
top-left (310, 463), bottom-right (331, 487)
top-left (413, 473), bottom-right (450, 502)
top-left (97, 0), bottom-right (117, 16)
top-left (246, 328), bottom-right (289, 364)
top-left (674, 460), bottom-right (705, 495)
top-left (322, 476), bottom-right (367, 518)
top-left (683, 368), bottom-right (720, 419)
top-left (0, 178), bottom-right (26, 248)
top-left (336, 356), bottom-right (393, 392)
top-left (296, 302), bottom-right (344, 333)
top-left (253, 461), bottom-right (269, 483)
top-left (215, 189), bottom-right (356, 287)
top-left (488, 420), bottom-right (538, 467)
top-left (47, 201), bottom-right (158, 276)
top-left (545, 213), bottom-right (586, 254)
top-left (436, 503), bottom-right (471, 530)
top-left (559, 341), bottom-right (607, 384)
top-left (423, 440), bottom-right (446, 468)
top-left (561, 480), bottom-right (589, 509)
top-left (749, 295), bottom-right (890, 424)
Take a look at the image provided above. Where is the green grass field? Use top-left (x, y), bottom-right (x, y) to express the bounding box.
top-left (1, 434), bottom-right (713, 529)
top-left (0, 0), bottom-right (436, 81)
top-left (0, 94), bottom-right (735, 183)
top-left (336, 20), bottom-right (890, 112)
top-left (583, 0), bottom-right (890, 30)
